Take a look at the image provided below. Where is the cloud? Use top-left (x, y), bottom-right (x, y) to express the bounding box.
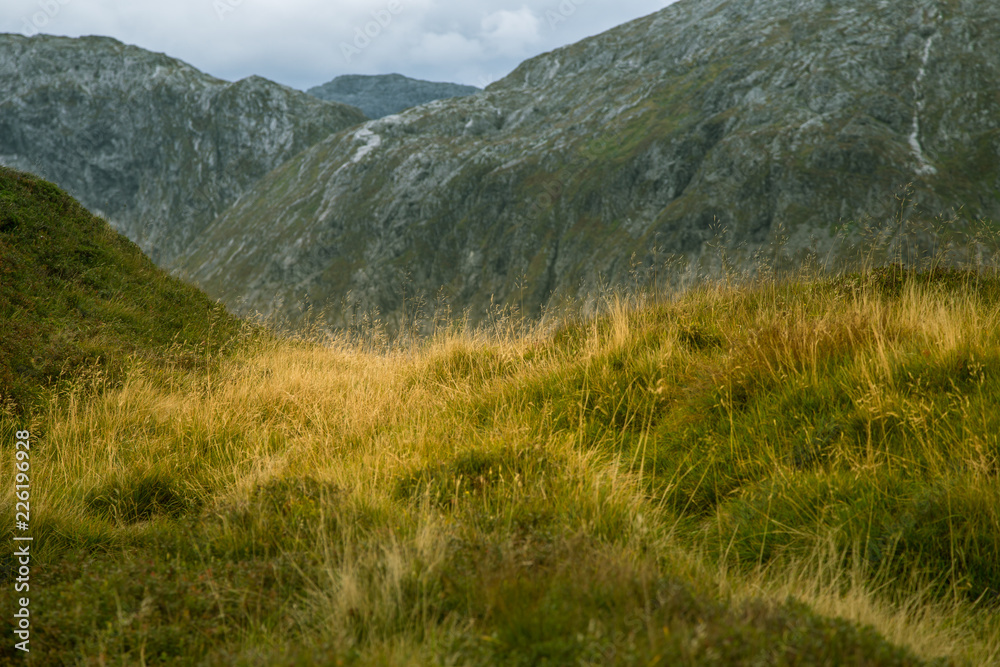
top-left (481, 7), bottom-right (540, 57)
top-left (416, 31), bottom-right (484, 64)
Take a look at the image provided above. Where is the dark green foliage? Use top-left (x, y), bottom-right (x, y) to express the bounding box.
top-left (678, 322), bottom-right (724, 351)
top-left (85, 472), bottom-right (199, 524)
top-left (0, 547), bottom-right (305, 666)
top-left (444, 540), bottom-right (929, 666)
top-left (239, 476), bottom-right (343, 536)
top-left (714, 473), bottom-right (1000, 604)
top-left (501, 272), bottom-right (1000, 606)
top-left (394, 445), bottom-right (551, 509)
top-left (248, 476), bottom-right (341, 517)
top-left (0, 167), bottom-right (241, 414)
top-left (831, 264), bottom-right (1000, 302)
top-left (892, 481), bottom-right (1000, 603)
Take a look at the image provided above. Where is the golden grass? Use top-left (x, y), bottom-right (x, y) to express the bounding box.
top-left (4, 270), bottom-right (1000, 664)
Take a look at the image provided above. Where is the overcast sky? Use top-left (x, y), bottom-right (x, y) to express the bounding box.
top-left (3, 0), bottom-right (677, 89)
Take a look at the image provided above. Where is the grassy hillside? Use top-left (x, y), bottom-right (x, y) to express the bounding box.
top-left (0, 167), bottom-right (241, 415)
top-left (3, 264), bottom-right (999, 664)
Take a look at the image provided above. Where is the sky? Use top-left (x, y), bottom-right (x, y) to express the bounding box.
top-left (2, 0), bottom-right (677, 90)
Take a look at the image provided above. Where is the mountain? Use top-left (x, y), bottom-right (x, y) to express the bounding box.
top-left (0, 167), bottom-right (240, 413)
top-left (179, 0), bottom-right (1000, 329)
top-left (307, 74), bottom-right (480, 119)
top-left (0, 34), bottom-right (366, 267)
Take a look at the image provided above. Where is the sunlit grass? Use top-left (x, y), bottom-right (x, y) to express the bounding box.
top-left (3, 266), bottom-right (1000, 665)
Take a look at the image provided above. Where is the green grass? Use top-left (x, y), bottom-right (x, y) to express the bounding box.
top-left (3, 266), bottom-right (1000, 664)
top-left (2, 170), bottom-right (1000, 664)
top-left (0, 166), bottom-right (242, 416)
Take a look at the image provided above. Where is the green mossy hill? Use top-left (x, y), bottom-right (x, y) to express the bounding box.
top-left (0, 167), bottom-right (240, 414)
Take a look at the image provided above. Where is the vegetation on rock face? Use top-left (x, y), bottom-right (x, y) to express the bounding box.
top-left (0, 167), bottom-right (241, 415)
top-left (3, 222), bottom-right (1000, 663)
top-left (180, 0), bottom-right (1000, 331)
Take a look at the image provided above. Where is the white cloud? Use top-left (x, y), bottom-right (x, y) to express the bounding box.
top-left (416, 31), bottom-right (484, 63)
top-left (481, 7), bottom-right (540, 57)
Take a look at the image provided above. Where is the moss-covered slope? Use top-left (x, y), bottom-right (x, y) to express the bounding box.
top-left (0, 167), bottom-right (239, 413)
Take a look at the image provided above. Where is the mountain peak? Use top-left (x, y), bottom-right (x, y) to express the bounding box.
top-left (181, 0), bottom-right (1000, 329)
top-left (0, 34), bottom-right (366, 266)
top-left (307, 73), bottom-right (480, 119)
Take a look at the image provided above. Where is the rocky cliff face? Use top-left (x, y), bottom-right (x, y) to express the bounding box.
top-left (0, 34), bottom-right (366, 266)
top-left (307, 74), bottom-right (480, 119)
top-left (180, 0), bottom-right (1000, 329)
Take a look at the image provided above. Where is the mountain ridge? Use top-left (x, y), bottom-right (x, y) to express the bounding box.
top-left (0, 33), bottom-right (366, 267)
top-left (307, 73), bottom-right (480, 119)
top-left (179, 0), bottom-right (1000, 329)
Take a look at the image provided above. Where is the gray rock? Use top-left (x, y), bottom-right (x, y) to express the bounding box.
top-left (307, 74), bottom-right (480, 119)
top-left (0, 34), bottom-right (366, 266)
top-left (181, 0), bottom-right (1000, 330)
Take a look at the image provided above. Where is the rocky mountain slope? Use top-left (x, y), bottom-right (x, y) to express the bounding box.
top-left (180, 0), bottom-right (1000, 329)
top-left (0, 34), bottom-right (366, 266)
top-left (307, 74), bottom-right (480, 119)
